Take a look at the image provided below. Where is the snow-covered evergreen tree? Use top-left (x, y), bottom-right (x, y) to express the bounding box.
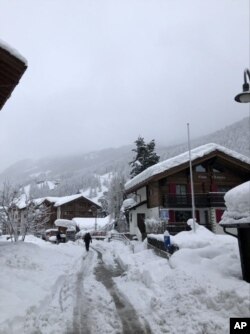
top-left (129, 136), bottom-right (160, 178)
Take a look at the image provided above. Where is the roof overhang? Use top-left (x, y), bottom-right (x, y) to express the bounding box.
top-left (0, 44), bottom-right (27, 110)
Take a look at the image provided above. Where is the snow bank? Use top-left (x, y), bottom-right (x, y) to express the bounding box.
top-left (113, 228), bottom-right (249, 334)
top-left (220, 181), bottom-right (250, 225)
top-left (0, 235), bottom-right (83, 332)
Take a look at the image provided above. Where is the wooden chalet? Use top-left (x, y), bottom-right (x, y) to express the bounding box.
top-left (37, 194), bottom-right (102, 229)
top-left (0, 41), bottom-right (27, 110)
top-left (125, 143), bottom-right (250, 238)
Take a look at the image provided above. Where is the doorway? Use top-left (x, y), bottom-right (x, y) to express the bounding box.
top-left (137, 213), bottom-right (146, 234)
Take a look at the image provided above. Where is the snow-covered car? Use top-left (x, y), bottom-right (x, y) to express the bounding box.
top-left (54, 219), bottom-right (76, 241)
top-left (43, 229), bottom-right (66, 243)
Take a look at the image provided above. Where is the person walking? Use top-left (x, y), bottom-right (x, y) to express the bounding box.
top-left (56, 230), bottom-right (61, 244)
top-left (83, 232), bottom-right (92, 251)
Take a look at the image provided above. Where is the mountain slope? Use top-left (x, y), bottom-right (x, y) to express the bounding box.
top-left (0, 117), bottom-right (249, 194)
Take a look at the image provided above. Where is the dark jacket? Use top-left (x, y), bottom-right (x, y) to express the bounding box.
top-left (84, 233), bottom-right (92, 243)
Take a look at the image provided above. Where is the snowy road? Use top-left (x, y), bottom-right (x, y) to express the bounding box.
top-left (20, 241), bottom-right (152, 334)
top-left (1, 228), bottom-right (249, 334)
top-left (70, 245), bottom-right (152, 334)
top-left (93, 246), bottom-right (152, 334)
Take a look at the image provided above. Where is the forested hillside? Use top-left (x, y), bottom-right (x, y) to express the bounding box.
top-left (0, 117), bottom-right (249, 200)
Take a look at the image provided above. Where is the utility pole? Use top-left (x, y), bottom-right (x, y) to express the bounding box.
top-left (187, 123), bottom-right (196, 232)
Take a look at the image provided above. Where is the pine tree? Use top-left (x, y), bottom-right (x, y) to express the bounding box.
top-left (129, 136), bottom-right (160, 178)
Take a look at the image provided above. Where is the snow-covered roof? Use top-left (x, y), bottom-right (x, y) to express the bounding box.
top-left (0, 39), bottom-right (28, 65)
top-left (220, 181), bottom-right (250, 226)
top-left (14, 194), bottom-right (28, 210)
top-left (34, 194), bottom-right (100, 208)
top-left (53, 194), bottom-right (100, 207)
top-left (73, 215), bottom-right (111, 231)
top-left (33, 197), bottom-right (59, 206)
top-left (121, 198), bottom-right (137, 211)
top-left (54, 219), bottom-right (76, 229)
top-left (0, 39), bottom-right (28, 110)
top-left (125, 143), bottom-right (250, 191)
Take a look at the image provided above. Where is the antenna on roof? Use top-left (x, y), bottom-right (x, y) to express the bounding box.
top-left (187, 123), bottom-right (196, 232)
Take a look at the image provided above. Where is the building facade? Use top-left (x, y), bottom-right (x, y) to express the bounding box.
top-left (125, 144), bottom-right (250, 237)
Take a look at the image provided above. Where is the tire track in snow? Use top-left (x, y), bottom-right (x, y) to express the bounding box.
top-left (71, 251), bottom-right (95, 334)
top-left (92, 246), bottom-right (152, 334)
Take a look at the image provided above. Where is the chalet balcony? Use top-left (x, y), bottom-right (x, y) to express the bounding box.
top-left (163, 192), bottom-right (226, 208)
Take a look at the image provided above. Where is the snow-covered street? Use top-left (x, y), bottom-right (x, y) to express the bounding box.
top-left (0, 226), bottom-right (249, 334)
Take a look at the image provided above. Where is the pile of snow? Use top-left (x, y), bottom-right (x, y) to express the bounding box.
top-left (220, 181), bottom-right (250, 225)
top-left (118, 227), bottom-right (249, 333)
top-left (0, 235), bottom-right (83, 332)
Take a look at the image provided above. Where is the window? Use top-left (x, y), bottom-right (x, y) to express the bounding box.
top-left (195, 165), bottom-right (206, 172)
top-left (176, 185), bottom-right (187, 205)
top-left (175, 210), bottom-right (199, 222)
top-left (217, 185), bottom-right (231, 193)
top-left (175, 210), bottom-right (192, 222)
top-left (64, 211), bottom-right (73, 215)
top-left (176, 185), bottom-right (187, 195)
top-left (213, 168), bottom-right (222, 173)
top-left (212, 163), bottom-right (224, 173)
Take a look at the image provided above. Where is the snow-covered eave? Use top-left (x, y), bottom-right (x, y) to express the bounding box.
top-left (125, 161), bottom-right (189, 193)
top-left (33, 197), bottom-right (58, 206)
top-left (54, 194), bottom-right (101, 208)
top-left (32, 194), bottom-right (101, 208)
top-left (0, 39), bottom-right (28, 110)
top-left (0, 39), bottom-right (28, 65)
top-left (125, 143), bottom-right (250, 193)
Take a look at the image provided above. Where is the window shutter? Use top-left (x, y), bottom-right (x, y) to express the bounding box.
top-left (211, 182), bottom-right (218, 192)
top-left (169, 210), bottom-right (175, 222)
top-left (169, 183), bottom-right (176, 194)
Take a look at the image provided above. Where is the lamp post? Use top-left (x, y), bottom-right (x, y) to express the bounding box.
top-left (234, 68), bottom-right (250, 103)
top-left (187, 123), bottom-right (196, 232)
top-left (221, 68), bottom-right (250, 283)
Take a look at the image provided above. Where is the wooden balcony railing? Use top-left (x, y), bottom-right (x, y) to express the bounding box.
top-left (163, 192), bottom-right (226, 208)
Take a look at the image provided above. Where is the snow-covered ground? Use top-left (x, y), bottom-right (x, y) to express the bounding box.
top-left (0, 225), bottom-right (249, 334)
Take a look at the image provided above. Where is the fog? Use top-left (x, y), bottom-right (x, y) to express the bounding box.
top-left (0, 0), bottom-right (249, 172)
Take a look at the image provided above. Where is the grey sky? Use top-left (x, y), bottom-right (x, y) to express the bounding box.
top-left (0, 0), bottom-right (249, 172)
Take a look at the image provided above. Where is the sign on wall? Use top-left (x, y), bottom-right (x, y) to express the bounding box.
top-left (159, 209), bottom-right (169, 221)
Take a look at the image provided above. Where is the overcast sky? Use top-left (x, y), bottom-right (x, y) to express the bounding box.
top-left (0, 0), bottom-right (249, 171)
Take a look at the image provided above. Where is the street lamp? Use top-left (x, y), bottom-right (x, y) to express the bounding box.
top-left (221, 71), bottom-right (250, 283)
top-left (234, 68), bottom-right (250, 103)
